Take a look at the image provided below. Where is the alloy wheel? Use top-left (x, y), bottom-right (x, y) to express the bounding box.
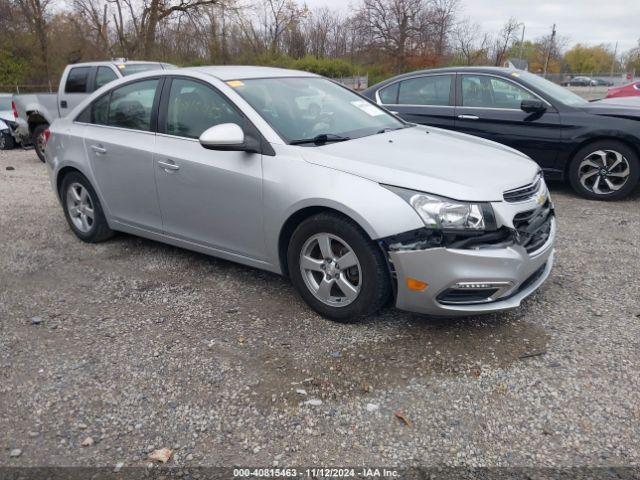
top-left (66, 182), bottom-right (95, 233)
top-left (578, 149), bottom-right (630, 195)
top-left (299, 233), bottom-right (362, 307)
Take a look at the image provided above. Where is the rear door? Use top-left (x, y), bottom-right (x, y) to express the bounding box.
top-left (375, 74), bottom-right (456, 129)
top-left (59, 66), bottom-right (94, 117)
top-left (82, 78), bottom-right (163, 232)
top-left (454, 73), bottom-right (561, 169)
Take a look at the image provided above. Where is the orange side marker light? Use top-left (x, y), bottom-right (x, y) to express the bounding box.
top-left (406, 278), bottom-right (428, 291)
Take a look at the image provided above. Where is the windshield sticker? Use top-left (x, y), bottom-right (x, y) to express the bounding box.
top-left (350, 100), bottom-right (384, 116)
top-left (226, 80), bottom-right (245, 87)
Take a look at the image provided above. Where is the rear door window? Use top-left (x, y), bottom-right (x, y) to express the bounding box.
top-left (65, 67), bottom-right (91, 93)
top-left (398, 75), bottom-right (453, 106)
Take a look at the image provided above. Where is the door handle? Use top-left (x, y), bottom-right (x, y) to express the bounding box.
top-left (457, 114), bottom-right (479, 120)
top-left (60, 100), bottom-right (68, 109)
top-left (90, 144), bottom-right (107, 154)
top-left (157, 160), bottom-right (180, 171)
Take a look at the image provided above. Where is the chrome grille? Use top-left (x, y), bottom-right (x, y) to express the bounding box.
top-left (503, 174), bottom-right (542, 203)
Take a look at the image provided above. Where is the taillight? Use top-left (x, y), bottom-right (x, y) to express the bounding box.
top-left (43, 128), bottom-right (51, 146)
top-left (11, 100), bottom-right (18, 120)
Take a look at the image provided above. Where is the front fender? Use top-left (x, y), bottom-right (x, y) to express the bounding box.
top-left (263, 148), bottom-right (424, 271)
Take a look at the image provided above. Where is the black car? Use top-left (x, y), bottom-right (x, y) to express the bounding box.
top-left (561, 76), bottom-right (596, 87)
top-left (592, 78), bottom-right (614, 87)
top-left (362, 67), bottom-right (640, 200)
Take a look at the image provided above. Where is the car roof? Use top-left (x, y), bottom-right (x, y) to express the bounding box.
top-left (69, 60), bottom-right (166, 68)
top-left (365, 66), bottom-right (524, 90)
top-left (187, 65), bottom-right (318, 81)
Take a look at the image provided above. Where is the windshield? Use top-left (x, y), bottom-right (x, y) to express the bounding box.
top-left (519, 72), bottom-right (588, 107)
top-left (230, 77), bottom-right (405, 144)
top-left (0, 97), bottom-right (12, 111)
top-left (116, 63), bottom-right (167, 76)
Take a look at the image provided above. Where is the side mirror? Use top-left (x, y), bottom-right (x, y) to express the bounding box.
top-left (199, 123), bottom-right (246, 151)
top-left (521, 99), bottom-right (546, 113)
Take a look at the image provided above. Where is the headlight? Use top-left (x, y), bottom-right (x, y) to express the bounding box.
top-left (384, 186), bottom-right (495, 231)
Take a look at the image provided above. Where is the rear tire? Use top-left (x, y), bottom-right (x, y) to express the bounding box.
top-left (287, 212), bottom-right (391, 322)
top-left (60, 172), bottom-right (114, 243)
top-left (568, 140), bottom-right (639, 200)
top-left (0, 130), bottom-right (15, 150)
top-left (33, 124), bottom-right (49, 162)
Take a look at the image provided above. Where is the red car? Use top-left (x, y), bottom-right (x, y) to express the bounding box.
top-left (606, 80), bottom-right (640, 98)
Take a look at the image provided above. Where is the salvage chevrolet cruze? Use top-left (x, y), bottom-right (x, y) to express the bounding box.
top-left (44, 66), bottom-right (555, 321)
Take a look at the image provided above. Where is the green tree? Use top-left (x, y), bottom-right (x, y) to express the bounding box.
top-left (563, 43), bottom-right (615, 73)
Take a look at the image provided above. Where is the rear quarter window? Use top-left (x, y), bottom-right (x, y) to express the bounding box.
top-left (378, 83), bottom-right (399, 104)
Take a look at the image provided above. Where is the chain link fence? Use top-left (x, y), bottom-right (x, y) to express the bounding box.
top-left (0, 84), bottom-right (58, 94)
top-left (541, 72), bottom-right (637, 87)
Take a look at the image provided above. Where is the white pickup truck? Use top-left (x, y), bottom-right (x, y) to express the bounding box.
top-left (13, 60), bottom-right (174, 161)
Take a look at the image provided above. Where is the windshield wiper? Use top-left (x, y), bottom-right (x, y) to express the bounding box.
top-left (289, 133), bottom-right (351, 145)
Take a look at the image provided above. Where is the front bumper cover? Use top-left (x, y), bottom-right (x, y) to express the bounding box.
top-left (388, 217), bottom-right (556, 316)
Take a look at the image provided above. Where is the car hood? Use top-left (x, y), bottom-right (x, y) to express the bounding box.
top-left (579, 102), bottom-right (640, 119)
top-left (300, 125), bottom-right (539, 201)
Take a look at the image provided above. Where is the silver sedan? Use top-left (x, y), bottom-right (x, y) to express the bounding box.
top-left (44, 66), bottom-right (555, 321)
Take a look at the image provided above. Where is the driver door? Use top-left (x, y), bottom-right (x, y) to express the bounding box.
top-left (454, 74), bottom-right (561, 169)
top-left (153, 77), bottom-right (266, 260)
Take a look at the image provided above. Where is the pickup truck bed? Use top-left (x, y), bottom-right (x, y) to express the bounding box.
top-left (12, 60), bottom-right (174, 161)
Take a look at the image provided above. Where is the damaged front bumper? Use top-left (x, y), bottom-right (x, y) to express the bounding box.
top-left (383, 213), bottom-right (556, 317)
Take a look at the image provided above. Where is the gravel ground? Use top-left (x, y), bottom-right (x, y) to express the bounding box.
top-left (1, 148), bottom-right (639, 472)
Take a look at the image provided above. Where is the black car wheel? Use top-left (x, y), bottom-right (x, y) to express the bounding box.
top-left (287, 212), bottom-right (391, 322)
top-left (0, 130), bottom-right (15, 150)
top-left (33, 124), bottom-right (49, 162)
top-left (568, 140), bottom-right (639, 200)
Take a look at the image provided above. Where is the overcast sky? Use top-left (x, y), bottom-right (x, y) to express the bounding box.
top-left (302, 0), bottom-right (640, 53)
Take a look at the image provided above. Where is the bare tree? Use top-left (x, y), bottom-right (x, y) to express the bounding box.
top-left (13, 0), bottom-right (52, 82)
top-left (453, 18), bottom-right (489, 65)
top-left (491, 17), bottom-right (519, 66)
top-left (355, 0), bottom-right (424, 71)
top-left (427, 0), bottom-right (459, 59)
top-left (73, 0), bottom-right (112, 57)
top-left (261, 0), bottom-right (306, 55)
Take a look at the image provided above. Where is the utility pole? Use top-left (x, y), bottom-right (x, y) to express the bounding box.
top-left (609, 41), bottom-right (618, 80)
top-left (543, 23), bottom-right (556, 78)
top-left (517, 23), bottom-right (526, 66)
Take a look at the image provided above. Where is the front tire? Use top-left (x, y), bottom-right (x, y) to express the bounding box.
top-left (33, 124), bottom-right (49, 162)
top-left (60, 172), bottom-right (114, 243)
top-left (287, 212), bottom-right (391, 322)
top-left (568, 141), bottom-right (639, 200)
